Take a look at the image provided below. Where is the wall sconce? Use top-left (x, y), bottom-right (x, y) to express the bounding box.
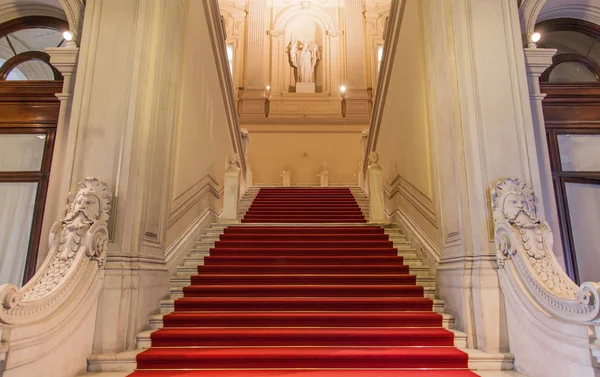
top-left (265, 85), bottom-right (271, 97)
top-left (62, 30), bottom-right (76, 48)
top-left (528, 32), bottom-right (541, 48)
top-left (340, 85), bottom-right (347, 98)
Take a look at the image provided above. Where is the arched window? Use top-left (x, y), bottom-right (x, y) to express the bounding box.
top-left (536, 19), bottom-right (600, 83)
top-left (0, 16), bottom-right (68, 286)
top-left (0, 16), bottom-right (69, 81)
top-left (536, 18), bottom-right (600, 283)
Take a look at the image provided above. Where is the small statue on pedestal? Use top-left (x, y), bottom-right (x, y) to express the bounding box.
top-left (318, 162), bottom-right (329, 187)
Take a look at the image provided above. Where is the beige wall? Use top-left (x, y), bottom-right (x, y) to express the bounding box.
top-left (245, 125), bottom-right (364, 185)
top-left (375, 0), bottom-right (441, 247)
top-left (165, 0), bottom-right (234, 247)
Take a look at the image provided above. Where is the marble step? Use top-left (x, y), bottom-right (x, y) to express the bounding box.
top-left (158, 297), bottom-right (447, 314)
top-left (168, 285), bottom-right (437, 300)
top-left (182, 255), bottom-right (424, 268)
top-left (134, 326), bottom-right (467, 350)
top-left (148, 311), bottom-right (457, 331)
top-left (175, 263), bottom-right (430, 278)
top-left (169, 273), bottom-right (435, 288)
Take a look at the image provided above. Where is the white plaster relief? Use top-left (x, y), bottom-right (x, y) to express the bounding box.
top-left (492, 178), bottom-right (600, 322)
top-left (0, 177), bottom-right (111, 325)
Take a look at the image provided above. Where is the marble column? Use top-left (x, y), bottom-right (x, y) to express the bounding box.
top-left (240, 0), bottom-right (268, 118)
top-left (343, 0), bottom-right (371, 117)
top-left (523, 47), bottom-right (564, 262)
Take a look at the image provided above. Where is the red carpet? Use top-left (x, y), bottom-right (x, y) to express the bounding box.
top-left (130, 188), bottom-right (478, 377)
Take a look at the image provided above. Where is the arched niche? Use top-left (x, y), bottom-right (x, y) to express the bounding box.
top-left (284, 15), bottom-right (325, 91)
top-left (269, 4), bottom-right (340, 96)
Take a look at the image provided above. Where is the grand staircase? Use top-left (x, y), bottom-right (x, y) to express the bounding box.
top-left (86, 187), bottom-right (513, 376)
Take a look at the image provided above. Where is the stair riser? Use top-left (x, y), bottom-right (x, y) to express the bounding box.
top-left (194, 266), bottom-right (411, 274)
top-left (189, 276), bottom-right (417, 285)
top-left (135, 357), bottom-right (469, 370)
top-left (149, 333), bottom-right (455, 347)
top-left (181, 286), bottom-right (424, 298)
top-left (173, 301), bottom-right (433, 312)
top-left (222, 228), bottom-right (385, 235)
top-left (201, 256), bottom-right (406, 265)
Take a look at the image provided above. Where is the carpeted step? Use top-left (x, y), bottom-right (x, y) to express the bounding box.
top-left (174, 297), bottom-right (432, 311)
top-left (222, 227), bottom-right (384, 235)
top-left (246, 207), bottom-right (362, 217)
top-left (149, 327), bottom-right (455, 347)
top-left (181, 284), bottom-right (424, 297)
top-left (190, 273), bottom-right (417, 285)
top-left (162, 311), bottom-right (445, 328)
top-left (203, 255), bottom-right (405, 265)
top-left (129, 188), bottom-right (475, 377)
top-left (128, 370), bottom-right (479, 377)
top-left (195, 264), bottom-right (410, 274)
top-left (242, 218), bottom-right (368, 223)
top-left (136, 347), bottom-right (469, 369)
top-left (208, 247), bottom-right (399, 256)
top-left (213, 240), bottom-right (394, 248)
top-left (217, 233), bottom-right (391, 241)
top-left (249, 203), bottom-right (362, 207)
top-left (242, 215), bottom-right (366, 220)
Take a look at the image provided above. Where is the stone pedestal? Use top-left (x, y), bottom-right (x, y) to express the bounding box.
top-left (221, 161), bottom-right (241, 223)
top-left (319, 171), bottom-right (329, 187)
top-left (367, 153), bottom-right (388, 224)
top-left (281, 170), bottom-right (291, 187)
top-left (296, 83), bottom-right (316, 93)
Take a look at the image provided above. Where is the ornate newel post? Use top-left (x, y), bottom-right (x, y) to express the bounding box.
top-left (318, 162), bottom-right (329, 187)
top-left (221, 154), bottom-right (241, 223)
top-left (367, 152), bottom-right (388, 224)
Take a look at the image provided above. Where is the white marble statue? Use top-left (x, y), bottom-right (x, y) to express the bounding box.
top-left (290, 38), bottom-right (319, 83)
top-left (318, 162), bottom-right (329, 187)
top-left (281, 166), bottom-right (291, 187)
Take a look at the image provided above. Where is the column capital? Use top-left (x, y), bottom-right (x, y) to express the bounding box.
top-left (524, 48), bottom-right (557, 76)
top-left (45, 47), bottom-right (79, 76)
top-left (268, 29), bottom-right (284, 38)
top-left (326, 30), bottom-right (344, 39)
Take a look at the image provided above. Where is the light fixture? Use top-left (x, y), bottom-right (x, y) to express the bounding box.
top-left (266, 85), bottom-right (271, 90)
top-left (63, 31), bottom-right (74, 41)
top-left (340, 85), bottom-right (346, 93)
top-left (528, 32), bottom-right (541, 48)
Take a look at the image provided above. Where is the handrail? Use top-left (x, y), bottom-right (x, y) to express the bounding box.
top-left (492, 178), bottom-right (600, 324)
top-left (0, 177), bottom-right (112, 325)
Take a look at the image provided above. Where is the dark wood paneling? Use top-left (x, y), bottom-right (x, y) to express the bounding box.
top-left (541, 82), bottom-right (600, 283)
top-left (0, 16), bottom-right (69, 39)
top-left (0, 82), bottom-right (62, 125)
top-left (0, 81), bottom-right (60, 284)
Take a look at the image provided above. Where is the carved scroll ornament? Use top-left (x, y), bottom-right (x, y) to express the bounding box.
top-left (492, 178), bottom-right (600, 323)
top-left (0, 178), bottom-right (112, 325)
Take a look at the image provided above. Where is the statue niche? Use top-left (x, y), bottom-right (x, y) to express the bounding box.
top-left (288, 38), bottom-right (320, 93)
